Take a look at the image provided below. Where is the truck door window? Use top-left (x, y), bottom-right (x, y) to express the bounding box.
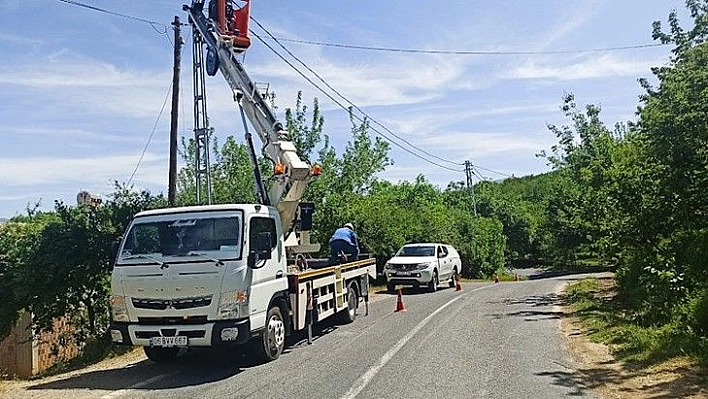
top-left (249, 217), bottom-right (277, 251)
top-left (438, 246), bottom-right (448, 258)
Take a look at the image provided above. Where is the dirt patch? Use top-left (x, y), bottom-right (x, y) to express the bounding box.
top-left (561, 279), bottom-right (708, 398)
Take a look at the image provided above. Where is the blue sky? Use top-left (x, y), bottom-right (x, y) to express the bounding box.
top-left (0, 0), bottom-right (686, 218)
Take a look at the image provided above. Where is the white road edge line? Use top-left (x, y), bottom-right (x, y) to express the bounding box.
top-left (100, 371), bottom-right (174, 399)
top-left (341, 285), bottom-right (491, 399)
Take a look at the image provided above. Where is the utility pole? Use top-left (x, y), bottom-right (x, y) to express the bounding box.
top-left (168, 16), bottom-right (183, 206)
top-left (464, 160), bottom-right (477, 216)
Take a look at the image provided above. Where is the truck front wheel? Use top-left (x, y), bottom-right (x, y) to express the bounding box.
top-left (143, 346), bottom-right (179, 362)
top-left (428, 270), bottom-right (439, 293)
top-left (255, 306), bottom-right (286, 362)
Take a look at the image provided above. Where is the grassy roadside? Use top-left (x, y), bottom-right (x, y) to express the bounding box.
top-left (564, 277), bottom-right (708, 373)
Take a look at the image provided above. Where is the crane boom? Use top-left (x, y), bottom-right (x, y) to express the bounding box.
top-left (184, 1), bottom-right (315, 247)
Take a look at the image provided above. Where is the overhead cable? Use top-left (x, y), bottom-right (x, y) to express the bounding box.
top-left (250, 19), bottom-right (463, 172)
top-left (250, 29), bottom-right (462, 173)
top-left (474, 165), bottom-right (511, 178)
top-left (269, 37), bottom-right (669, 55)
top-left (251, 18), bottom-right (461, 168)
top-left (56, 0), bottom-right (168, 28)
top-left (127, 82), bottom-right (173, 186)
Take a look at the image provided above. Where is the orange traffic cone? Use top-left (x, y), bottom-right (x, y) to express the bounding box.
top-left (395, 289), bottom-right (407, 312)
top-left (455, 273), bottom-right (463, 292)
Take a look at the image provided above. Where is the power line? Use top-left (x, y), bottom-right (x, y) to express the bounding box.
top-left (251, 18), bottom-right (461, 168)
top-left (269, 37), bottom-right (669, 55)
top-left (127, 82), bottom-right (173, 186)
top-left (55, 0), bottom-right (178, 46)
top-left (56, 0), bottom-right (168, 28)
top-left (250, 20), bottom-right (463, 173)
top-left (474, 165), bottom-right (511, 177)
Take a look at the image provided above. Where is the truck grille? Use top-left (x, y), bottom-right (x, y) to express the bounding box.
top-left (132, 295), bottom-right (212, 310)
top-left (137, 316), bottom-right (208, 325)
top-left (390, 264), bottom-right (421, 271)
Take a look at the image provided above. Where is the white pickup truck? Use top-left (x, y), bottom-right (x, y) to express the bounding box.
top-left (383, 243), bottom-right (462, 293)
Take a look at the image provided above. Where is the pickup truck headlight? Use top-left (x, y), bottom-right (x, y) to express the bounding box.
top-left (415, 262), bottom-right (436, 270)
top-left (110, 295), bottom-right (129, 322)
top-left (217, 290), bottom-right (248, 320)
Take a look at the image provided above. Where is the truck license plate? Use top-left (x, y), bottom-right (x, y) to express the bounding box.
top-left (397, 271), bottom-right (411, 276)
top-left (149, 336), bottom-right (187, 347)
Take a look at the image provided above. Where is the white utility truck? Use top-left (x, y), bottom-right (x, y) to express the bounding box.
top-left (108, 0), bottom-right (376, 362)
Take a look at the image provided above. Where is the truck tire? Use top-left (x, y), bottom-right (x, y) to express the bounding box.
top-left (386, 282), bottom-right (396, 294)
top-left (428, 270), bottom-right (439, 293)
top-left (339, 282), bottom-right (359, 324)
top-left (143, 346), bottom-right (179, 362)
top-left (254, 306), bottom-right (286, 362)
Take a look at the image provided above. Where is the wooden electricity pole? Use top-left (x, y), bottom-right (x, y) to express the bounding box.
top-left (168, 15), bottom-right (183, 206)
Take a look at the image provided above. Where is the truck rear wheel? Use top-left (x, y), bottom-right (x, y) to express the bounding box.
top-left (254, 306), bottom-right (285, 362)
top-left (143, 346), bottom-right (179, 362)
top-left (339, 282), bottom-right (359, 324)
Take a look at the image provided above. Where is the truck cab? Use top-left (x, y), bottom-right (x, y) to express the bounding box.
top-left (109, 204), bottom-right (290, 361)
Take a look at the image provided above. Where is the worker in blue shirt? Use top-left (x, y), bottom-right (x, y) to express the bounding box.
top-left (329, 223), bottom-right (359, 263)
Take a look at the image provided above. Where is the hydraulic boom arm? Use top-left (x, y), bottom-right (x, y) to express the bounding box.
top-left (184, 1), bottom-right (316, 245)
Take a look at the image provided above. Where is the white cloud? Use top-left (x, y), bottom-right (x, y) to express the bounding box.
top-left (537, 0), bottom-right (604, 50)
top-left (1, 126), bottom-right (147, 144)
top-left (507, 53), bottom-right (659, 81)
top-left (249, 53), bottom-right (469, 108)
top-left (383, 103), bottom-right (559, 136)
top-left (0, 153), bottom-right (168, 187)
top-left (0, 33), bottom-right (42, 45)
top-left (414, 131), bottom-right (555, 157)
top-left (0, 54), bottom-right (173, 119)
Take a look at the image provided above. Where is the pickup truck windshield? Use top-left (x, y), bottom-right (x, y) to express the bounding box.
top-left (119, 215), bottom-right (242, 261)
top-left (396, 245), bottom-right (435, 257)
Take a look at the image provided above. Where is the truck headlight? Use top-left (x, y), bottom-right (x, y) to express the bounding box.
top-left (415, 262), bottom-right (435, 270)
top-left (217, 290), bottom-right (248, 320)
top-left (110, 295), bottom-right (129, 322)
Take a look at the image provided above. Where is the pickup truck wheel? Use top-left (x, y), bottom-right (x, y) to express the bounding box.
top-left (255, 306), bottom-right (285, 362)
top-left (143, 346), bottom-right (179, 362)
top-left (340, 282), bottom-right (359, 323)
top-left (386, 282), bottom-right (396, 294)
top-left (428, 270), bottom-right (439, 293)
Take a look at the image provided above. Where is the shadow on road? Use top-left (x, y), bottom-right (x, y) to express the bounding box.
top-left (27, 347), bottom-right (252, 391)
top-left (488, 293), bottom-right (565, 321)
top-left (537, 363), bottom-right (708, 398)
top-left (524, 268), bottom-right (611, 281)
top-left (373, 284), bottom-right (458, 296)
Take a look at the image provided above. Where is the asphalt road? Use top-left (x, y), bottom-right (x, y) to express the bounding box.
top-left (6, 272), bottom-right (601, 399)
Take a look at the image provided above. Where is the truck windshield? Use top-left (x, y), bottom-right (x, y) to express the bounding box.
top-left (396, 245), bottom-right (435, 257)
top-left (119, 214), bottom-right (242, 262)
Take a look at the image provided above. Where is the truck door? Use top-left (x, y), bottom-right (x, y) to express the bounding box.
top-left (437, 245), bottom-right (450, 278)
top-left (248, 215), bottom-right (287, 330)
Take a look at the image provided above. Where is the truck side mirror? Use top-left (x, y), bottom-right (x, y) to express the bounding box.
top-left (109, 240), bottom-right (120, 268)
top-left (248, 231), bottom-right (272, 269)
top-left (298, 202), bottom-right (315, 231)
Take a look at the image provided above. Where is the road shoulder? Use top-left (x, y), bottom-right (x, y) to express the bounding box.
top-left (560, 277), bottom-right (708, 398)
